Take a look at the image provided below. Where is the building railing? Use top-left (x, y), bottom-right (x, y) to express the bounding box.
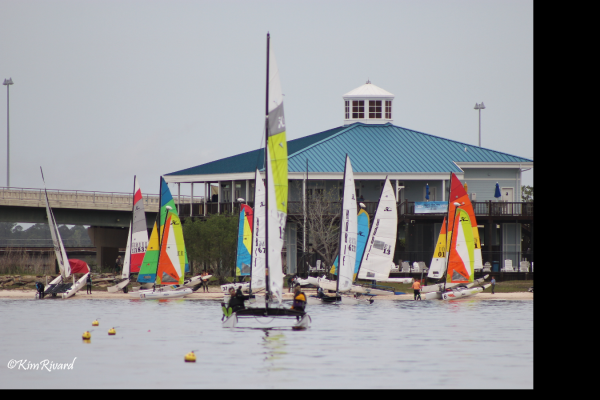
top-left (399, 200), bottom-right (533, 217)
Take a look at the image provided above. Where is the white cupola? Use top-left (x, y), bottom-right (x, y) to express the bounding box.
top-left (343, 81), bottom-right (394, 126)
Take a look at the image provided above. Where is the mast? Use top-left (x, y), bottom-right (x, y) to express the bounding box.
top-left (440, 172), bottom-right (452, 287)
top-left (264, 32), bottom-right (270, 307)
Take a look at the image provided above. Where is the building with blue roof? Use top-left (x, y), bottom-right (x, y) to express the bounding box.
top-left (164, 82), bottom-right (533, 276)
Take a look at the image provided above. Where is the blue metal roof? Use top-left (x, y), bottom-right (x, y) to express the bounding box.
top-left (166, 123), bottom-right (532, 176)
top-left (166, 126), bottom-right (346, 176)
top-left (288, 123), bottom-right (532, 173)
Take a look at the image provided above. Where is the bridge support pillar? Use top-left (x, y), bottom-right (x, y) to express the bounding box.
top-left (87, 226), bottom-right (129, 270)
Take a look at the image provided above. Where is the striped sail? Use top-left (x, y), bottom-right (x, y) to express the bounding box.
top-left (160, 178), bottom-right (189, 275)
top-left (447, 208), bottom-right (475, 284)
top-left (130, 176), bottom-right (148, 273)
top-left (266, 47), bottom-right (287, 304)
top-left (330, 208), bottom-right (370, 282)
top-left (337, 155), bottom-right (357, 292)
top-left (41, 169), bottom-right (70, 278)
top-left (236, 204), bottom-right (253, 276)
top-left (427, 217), bottom-right (448, 280)
top-left (251, 169), bottom-right (266, 291)
top-left (267, 146), bottom-right (284, 303)
top-left (137, 220), bottom-right (160, 283)
top-left (156, 213), bottom-right (184, 285)
top-left (446, 173), bottom-right (482, 271)
top-left (357, 177), bottom-right (397, 280)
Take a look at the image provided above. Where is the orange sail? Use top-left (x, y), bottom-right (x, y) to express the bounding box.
top-left (156, 214), bottom-right (181, 285)
top-left (446, 173), bottom-right (482, 269)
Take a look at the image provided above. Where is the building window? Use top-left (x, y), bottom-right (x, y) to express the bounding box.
top-left (352, 100), bottom-right (364, 119)
top-left (369, 100), bottom-right (382, 119)
top-left (385, 100), bottom-right (392, 119)
top-left (345, 101), bottom-right (350, 119)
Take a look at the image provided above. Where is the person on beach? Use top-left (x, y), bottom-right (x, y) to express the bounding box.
top-left (86, 274), bottom-right (92, 294)
top-left (115, 256), bottom-right (122, 275)
top-left (36, 281), bottom-right (45, 299)
top-left (288, 275), bottom-right (294, 292)
top-left (411, 279), bottom-right (421, 300)
top-left (291, 285), bottom-right (307, 312)
top-left (201, 271), bottom-right (209, 292)
top-left (491, 276), bottom-right (496, 294)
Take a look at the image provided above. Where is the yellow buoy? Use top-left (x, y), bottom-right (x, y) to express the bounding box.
top-left (184, 351), bottom-right (196, 363)
top-left (92, 320), bottom-right (99, 326)
top-left (82, 331), bottom-right (91, 340)
top-left (108, 327), bottom-right (116, 335)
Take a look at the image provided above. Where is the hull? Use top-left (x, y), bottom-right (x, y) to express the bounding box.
top-left (62, 273), bottom-right (90, 299)
top-left (182, 275), bottom-right (212, 288)
top-left (422, 275), bottom-right (489, 294)
top-left (221, 282), bottom-right (250, 293)
top-left (349, 285), bottom-right (394, 296)
top-left (377, 278), bottom-right (414, 284)
top-left (308, 294), bottom-right (373, 305)
top-left (222, 311), bottom-right (311, 329)
top-left (441, 284), bottom-right (490, 300)
top-left (131, 287), bottom-right (192, 299)
top-left (107, 278), bottom-right (130, 293)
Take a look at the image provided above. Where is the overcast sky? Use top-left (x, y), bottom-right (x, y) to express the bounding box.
top-left (0, 0), bottom-right (533, 196)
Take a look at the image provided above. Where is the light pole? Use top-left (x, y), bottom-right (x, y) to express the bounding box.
top-left (474, 102), bottom-right (485, 147)
top-left (3, 78), bottom-right (13, 187)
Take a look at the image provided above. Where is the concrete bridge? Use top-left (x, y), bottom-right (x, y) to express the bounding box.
top-left (0, 187), bottom-right (204, 268)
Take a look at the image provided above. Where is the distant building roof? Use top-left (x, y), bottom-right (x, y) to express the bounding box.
top-left (343, 82), bottom-right (394, 99)
top-left (165, 123), bottom-right (532, 177)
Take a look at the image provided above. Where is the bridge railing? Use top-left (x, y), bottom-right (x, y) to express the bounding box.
top-left (0, 187), bottom-right (205, 209)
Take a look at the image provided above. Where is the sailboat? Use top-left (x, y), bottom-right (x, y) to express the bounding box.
top-left (108, 176), bottom-right (148, 293)
top-left (220, 199), bottom-right (253, 294)
top-left (38, 168), bottom-right (90, 299)
top-left (312, 176), bottom-right (404, 299)
top-left (222, 33), bottom-right (310, 328)
top-left (309, 155), bottom-right (365, 304)
top-left (422, 173), bottom-right (489, 300)
top-left (132, 177), bottom-right (192, 299)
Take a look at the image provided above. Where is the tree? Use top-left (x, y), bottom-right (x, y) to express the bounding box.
top-left (184, 214), bottom-right (238, 284)
top-left (292, 183), bottom-right (340, 268)
top-left (521, 185), bottom-right (533, 202)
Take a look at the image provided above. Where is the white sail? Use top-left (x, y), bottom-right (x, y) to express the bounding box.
top-left (130, 176), bottom-right (149, 274)
top-left (337, 155), bottom-right (357, 292)
top-left (251, 169), bottom-right (266, 291)
top-left (266, 146), bottom-right (284, 304)
top-left (41, 169), bottom-right (70, 278)
top-left (357, 177), bottom-right (397, 280)
top-left (122, 221), bottom-right (132, 279)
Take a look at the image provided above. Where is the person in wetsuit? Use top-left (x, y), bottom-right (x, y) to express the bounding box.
top-left (291, 285), bottom-right (307, 312)
top-left (228, 287), bottom-right (250, 313)
top-left (36, 281), bottom-right (45, 299)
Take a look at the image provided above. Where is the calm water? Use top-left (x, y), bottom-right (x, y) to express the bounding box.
top-left (0, 298), bottom-right (533, 389)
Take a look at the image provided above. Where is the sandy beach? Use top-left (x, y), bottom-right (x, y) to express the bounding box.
top-left (0, 288), bottom-right (533, 301)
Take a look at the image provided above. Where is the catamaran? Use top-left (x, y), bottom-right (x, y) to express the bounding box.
top-left (37, 168), bottom-right (90, 299)
top-left (220, 200), bottom-right (253, 294)
top-left (312, 177), bottom-right (405, 298)
top-left (222, 33), bottom-right (310, 328)
top-left (108, 176), bottom-right (148, 293)
top-left (132, 177), bottom-right (192, 299)
top-left (421, 173), bottom-right (490, 300)
top-left (309, 155), bottom-right (369, 305)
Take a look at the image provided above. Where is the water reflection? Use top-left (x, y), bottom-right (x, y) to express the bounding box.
top-left (261, 329), bottom-right (287, 372)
